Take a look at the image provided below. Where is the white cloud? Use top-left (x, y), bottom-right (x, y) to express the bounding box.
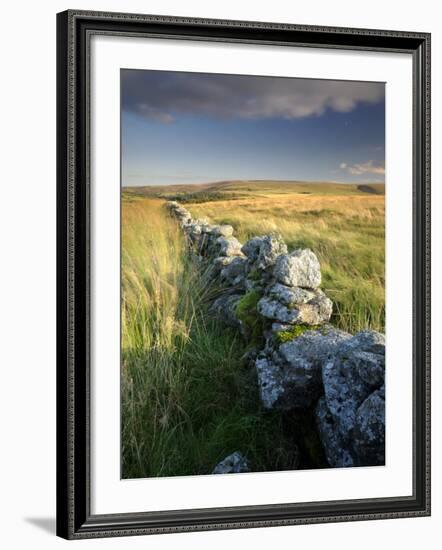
top-left (339, 160), bottom-right (385, 176)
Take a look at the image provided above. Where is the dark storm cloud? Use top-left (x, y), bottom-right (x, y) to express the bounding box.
top-left (121, 69), bottom-right (385, 123)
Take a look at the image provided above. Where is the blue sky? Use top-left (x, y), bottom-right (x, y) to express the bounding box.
top-left (121, 69), bottom-right (385, 186)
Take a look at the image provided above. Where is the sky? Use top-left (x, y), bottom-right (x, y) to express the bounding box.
top-left (121, 69), bottom-right (385, 187)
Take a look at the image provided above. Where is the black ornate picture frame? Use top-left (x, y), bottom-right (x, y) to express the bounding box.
top-left (56, 9), bottom-right (431, 539)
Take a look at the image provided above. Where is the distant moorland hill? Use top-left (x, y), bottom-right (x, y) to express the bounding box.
top-left (123, 180), bottom-right (385, 203)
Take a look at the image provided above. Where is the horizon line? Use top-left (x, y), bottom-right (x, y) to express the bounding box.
top-left (122, 178), bottom-right (386, 188)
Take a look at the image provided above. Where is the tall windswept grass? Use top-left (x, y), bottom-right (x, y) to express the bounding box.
top-left (122, 198), bottom-right (197, 352)
top-left (121, 198), bottom-right (306, 478)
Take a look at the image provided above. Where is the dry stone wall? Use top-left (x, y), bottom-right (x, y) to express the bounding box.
top-left (167, 200), bottom-right (385, 469)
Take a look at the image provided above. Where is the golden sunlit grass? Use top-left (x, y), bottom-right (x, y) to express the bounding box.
top-left (121, 183), bottom-right (385, 478)
top-left (188, 193), bottom-right (385, 333)
top-left (122, 198), bottom-right (192, 351)
top-left (122, 198), bottom-right (305, 479)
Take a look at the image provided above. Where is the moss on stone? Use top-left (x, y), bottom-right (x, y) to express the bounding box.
top-left (247, 268), bottom-right (261, 281)
top-left (275, 324), bottom-right (322, 344)
top-left (235, 290), bottom-right (264, 343)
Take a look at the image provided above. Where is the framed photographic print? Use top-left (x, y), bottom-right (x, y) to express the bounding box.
top-left (56, 10), bottom-right (431, 539)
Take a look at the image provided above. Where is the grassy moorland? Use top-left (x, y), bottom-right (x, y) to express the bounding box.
top-left (125, 180), bottom-right (385, 334)
top-left (122, 181), bottom-right (384, 478)
top-left (121, 197), bottom-right (305, 479)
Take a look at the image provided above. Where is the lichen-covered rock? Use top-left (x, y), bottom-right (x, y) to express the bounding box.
top-left (168, 204), bottom-right (192, 226)
top-left (183, 222), bottom-right (202, 236)
top-left (213, 256), bottom-right (235, 269)
top-left (315, 397), bottom-right (355, 467)
top-left (353, 386), bottom-right (385, 466)
top-left (215, 236), bottom-right (244, 257)
top-left (244, 280), bottom-right (263, 293)
top-left (209, 293), bottom-right (243, 328)
top-left (268, 283), bottom-right (315, 306)
top-left (295, 289), bottom-right (333, 325)
top-left (241, 237), bottom-right (264, 261)
top-left (193, 218), bottom-right (210, 227)
top-left (211, 225), bottom-right (234, 238)
top-left (316, 386), bottom-right (385, 469)
top-left (242, 235), bottom-right (287, 271)
top-left (200, 222), bottom-right (215, 233)
top-left (347, 350), bottom-right (385, 387)
top-left (278, 328), bottom-right (351, 374)
top-left (207, 256), bottom-right (235, 280)
top-left (220, 256), bottom-right (248, 286)
top-left (256, 328), bottom-right (352, 410)
top-left (212, 451), bottom-right (249, 474)
top-left (170, 207), bottom-right (235, 258)
top-left (321, 330), bottom-right (385, 445)
top-left (274, 249), bottom-right (321, 288)
top-left (257, 297), bottom-right (301, 324)
top-left (335, 330), bottom-right (385, 356)
top-left (255, 357), bottom-right (287, 409)
top-left (183, 222), bottom-right (209, 251)
top-left (257, 289), bottom-right (332, 326)
top-left (316, 330), bottom-right (385, 467)
top-left (257, 234), bottom-right (288, 270)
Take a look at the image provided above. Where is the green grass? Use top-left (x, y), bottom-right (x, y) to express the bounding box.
top-left (188, 186), bottom-right (385, 333)
top-left (122, 198), bottom-right (302, 478)
top-left (122, 181), bottom-right (385, 478)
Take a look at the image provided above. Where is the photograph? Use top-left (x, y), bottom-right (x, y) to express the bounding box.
top-left (121, 69), bottom-right (387, 479)
top-left (54, 7), bottom-right (431, 540)
top-left (0, 0), bottom-right (437, 545)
